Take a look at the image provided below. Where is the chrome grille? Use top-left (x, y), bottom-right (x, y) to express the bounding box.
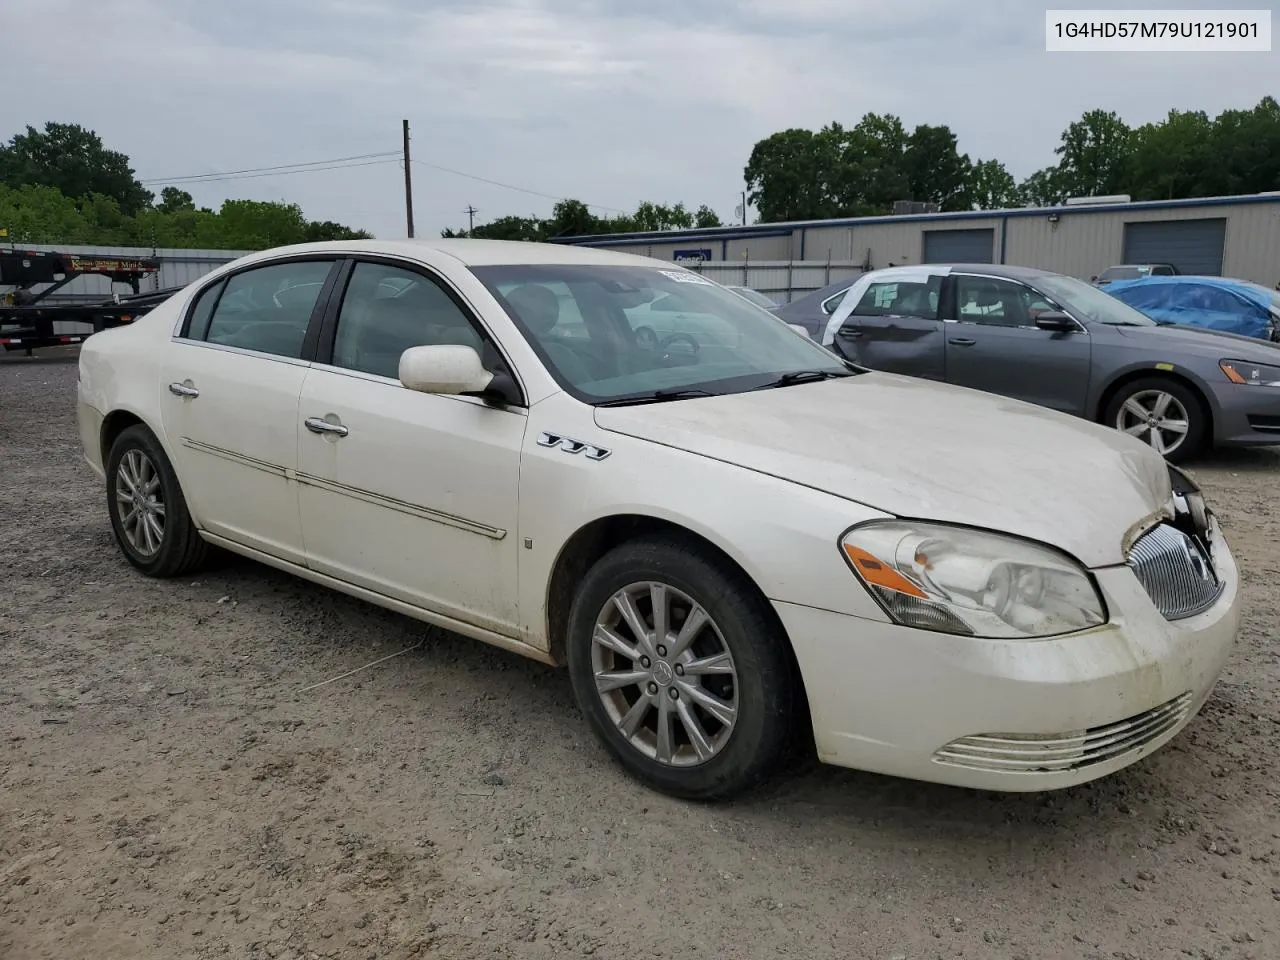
top-left (1127, 523), bottom-right (1223, 620)
top-left (933, 692), bottom-right (1194, 774)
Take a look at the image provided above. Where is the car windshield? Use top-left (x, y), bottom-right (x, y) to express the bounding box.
top-left (469, 264), bottom-right (853, 403)
top-left (1037, 274), bottom-right (1157, 326)
top-left (1099, 266), bottom-right (1144, 281)
top-left (1241, 281), bottom-right (1280, 315)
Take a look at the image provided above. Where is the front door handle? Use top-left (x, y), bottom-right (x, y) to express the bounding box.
top-left (304, 416), bottom-right (349, 437)
top-left (168, 382), bottom-right (200, 398)
top-left (836, 328), bottom-right (863, 340)
top-left (948, 337), bottom-right (977, 347)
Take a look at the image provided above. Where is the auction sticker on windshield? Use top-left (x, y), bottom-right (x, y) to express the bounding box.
top-left (658, 270), bottom-right (713, 285)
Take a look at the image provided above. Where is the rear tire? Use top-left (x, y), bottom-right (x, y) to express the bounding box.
top-left (566, 535), bottom-right (795, 801)
top-left (106, 424), bottom-right (211, 577)
top-left (1103, 377), bottom-right (1208, 464)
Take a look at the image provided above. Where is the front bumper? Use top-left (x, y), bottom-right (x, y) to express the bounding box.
top-left (776, 531), bottom-right (1240, 791)
top-left (1208, 381), bottom-right (1280, 446)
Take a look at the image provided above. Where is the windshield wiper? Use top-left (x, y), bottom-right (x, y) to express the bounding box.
top-left (594, 388), bottom-right (721, 407)
top-left (751, 369), bottom-right (853, 390)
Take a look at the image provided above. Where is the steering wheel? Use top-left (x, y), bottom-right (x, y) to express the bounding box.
top-left (661, 331), bottom-right (700, 355)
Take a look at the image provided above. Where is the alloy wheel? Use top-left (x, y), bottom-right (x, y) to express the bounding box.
top-left (1115, 389), bottom-right (1190, 456)
top-left (590, 581), bottom-right (739, 767)
top-left (115, 448), bottom-right (166, 556)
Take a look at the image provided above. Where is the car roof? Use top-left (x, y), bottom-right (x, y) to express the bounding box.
top-left (222, 238), bottom-right (662, 269)
top-left (861, 263), bottom-right (1060, 281)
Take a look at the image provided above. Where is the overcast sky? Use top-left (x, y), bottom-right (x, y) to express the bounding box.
top-left (2, 0), bottom-right (1276, 240)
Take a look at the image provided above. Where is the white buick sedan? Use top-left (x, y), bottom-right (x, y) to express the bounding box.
top-left (77, 239), bottom-right (1240, 800)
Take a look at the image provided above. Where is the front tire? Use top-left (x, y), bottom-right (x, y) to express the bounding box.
top-left (566, 535), bottom-right (795, 800)
top-left (105, 424), bottom-right (211, 577)
top-left (1103, 377), bottom-right (1208, 463)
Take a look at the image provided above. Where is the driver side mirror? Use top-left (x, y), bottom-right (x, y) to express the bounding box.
top-left (399, 345), bottom-right (520, 404)
top-left (1034, 311), bottom-right (1077, 332)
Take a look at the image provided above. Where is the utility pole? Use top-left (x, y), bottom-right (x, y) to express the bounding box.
top-left (741, 191), bottom-right (747, 226)
top-left (465, 205), bottom-right (478, 234)
top-left (402, 119), bottom-right (415, 238)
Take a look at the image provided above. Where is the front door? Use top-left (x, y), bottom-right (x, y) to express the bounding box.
top-left (295, 259), bottom-right (527, 636)
top-left (160, 257), bottom-right (339, 565)
top-left (943, 273), bottom-right (1092, 415)
top-left (830, 269), bottom-right (947, 380)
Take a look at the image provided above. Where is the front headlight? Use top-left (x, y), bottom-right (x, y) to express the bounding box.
top-left (1220, 359), bottom-right (1280, 387)
top-left (839, 521), bottom-right (1107, 639)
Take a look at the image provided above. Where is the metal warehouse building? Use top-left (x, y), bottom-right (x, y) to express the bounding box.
top-left (552, 193), bottom-right (1280, 301)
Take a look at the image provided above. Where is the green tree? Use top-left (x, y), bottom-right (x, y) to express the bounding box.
top-left (1018, 166), bottom-right (1069, 206)
top-left (1053, 109), bottom-right (1133, 198)
top-left (1127, 109), bottom-right (1215, 200)
top-left (832, 114), bottom-right (911, 215)
top-left (542, 199), bottom-right (601, 238)
top-left (156, 186), bottom-right (196, 214)
top-left (629, 201), bottom-right (695, 231)
top-left (1206, 95), bottom-right (1280, 196)
top-left (693, 204), bottom-right (722, 228)
top-left (304, 220), bottom-right (374, 241)
top-left (744, 127), bottom-right (843, 222)
top-left (0, 122), bottom-right (153, 214)
top-left (0, 183), bottom-right (94, 243)
top-left (902, 123), bottom-right (971, 211)
top-left (966, 159), bottom-right (1021, 209)
top-left (208, 199), bottom-right (307, 248)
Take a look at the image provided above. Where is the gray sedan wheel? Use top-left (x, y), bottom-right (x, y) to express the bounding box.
top-left (1104, 377), bottom-right (1207, 463)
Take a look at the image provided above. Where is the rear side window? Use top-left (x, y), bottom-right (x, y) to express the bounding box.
top-left (200, 260), bottom-right (335, 359)
top-left (821, 289), bottom-right (850, 315)
top-left (853, 278), bottom-right (940, 319)
top-left (185, 279), bottom-right (224, 341)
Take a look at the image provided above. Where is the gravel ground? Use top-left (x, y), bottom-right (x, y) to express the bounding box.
top-left (2, 351), bottom-right (1279, 960)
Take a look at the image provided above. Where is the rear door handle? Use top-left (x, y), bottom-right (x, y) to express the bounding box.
top-left (948, 337), bottom-right (977, 347)
top-left (168, 382), bottom-right (199, 398)
top-left (836, 328), bottom-right (863, 340)
top-left (304, 417), bottom-right (348, 437)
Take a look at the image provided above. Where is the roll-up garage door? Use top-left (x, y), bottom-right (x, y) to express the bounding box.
top-left (922, 228), bottom-right (995, 264)
top-left (1122, 218), bottom-right (1226, 276)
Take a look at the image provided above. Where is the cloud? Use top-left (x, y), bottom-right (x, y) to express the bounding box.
top-left (0, 0), bottom-right (1276, 239)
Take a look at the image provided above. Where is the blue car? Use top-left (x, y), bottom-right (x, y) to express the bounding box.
top-left (1105, 275), bottom-right (1280, 342)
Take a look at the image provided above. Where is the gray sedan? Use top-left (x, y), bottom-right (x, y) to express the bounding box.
top-left (819, 263), bottom-right (1280, 462)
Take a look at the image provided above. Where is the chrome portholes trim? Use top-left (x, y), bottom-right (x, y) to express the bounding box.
top-left (537, 432), bottom-right (612, 461)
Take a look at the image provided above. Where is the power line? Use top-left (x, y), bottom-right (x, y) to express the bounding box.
top-left (143, 157), bottom-right (402, 187)
top-left (143, 147), bottom-right (628, 219)
top-left (142, 151), bottom-right (401, 185)
top-left (410, 159), bottom-right (626, 214)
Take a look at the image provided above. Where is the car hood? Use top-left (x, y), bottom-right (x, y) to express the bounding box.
top-left (593, 373), bottom-right (1172, 568)
top-left (1108, 322), bottom-right (1280, 358)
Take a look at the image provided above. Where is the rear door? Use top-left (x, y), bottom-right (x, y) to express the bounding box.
top-left (161, 257), bottom-right (341, 564)
top-left (942, 273), bottom-right (1091, 415)
top-left (829, 268), bottom-right (947, 380)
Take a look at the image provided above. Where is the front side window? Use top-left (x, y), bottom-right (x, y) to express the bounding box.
top-left (330, 261), bottom-right (486, 379)
top-left (953, 276), bottom-right (1048, 327)
top-left (471, 264), bottom-right (853, 403)
top-left (201, 260), bottom-right (335, 358)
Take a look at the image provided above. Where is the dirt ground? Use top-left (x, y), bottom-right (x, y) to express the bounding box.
top-left (1, 351), bottom-right (1278, 960)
